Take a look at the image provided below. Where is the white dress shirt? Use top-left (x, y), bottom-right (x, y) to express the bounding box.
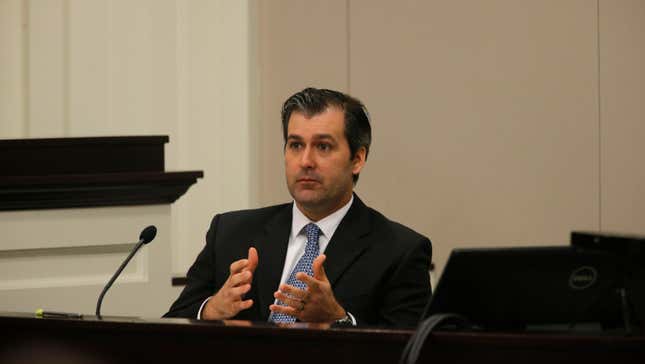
top-left (277, 195), bottom-right (353, 287)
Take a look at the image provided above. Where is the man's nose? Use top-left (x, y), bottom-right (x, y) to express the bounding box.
top-left (300, 146), bottom-right (315, 168)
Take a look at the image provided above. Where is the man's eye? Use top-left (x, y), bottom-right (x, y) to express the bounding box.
top-left (288, 142), bottom-right (302, 150)
top-left (317, 143), bottom-right (331, 151)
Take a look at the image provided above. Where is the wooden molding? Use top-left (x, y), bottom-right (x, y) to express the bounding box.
top-left (0, 171), bottom-right (203, 211)
top-left (0, 136), bottom-right (203, 211)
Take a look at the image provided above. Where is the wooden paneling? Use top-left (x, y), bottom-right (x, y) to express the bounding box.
top-left (0, 205), bottom-right (180, 317)
top-left (68, 0), bottom-right (110, 135)
top-left (0, 0), bottom-right (254, 316)
top-left (0, 0), bottom-right (25, 138)
top-left (28, 0), bottom-right (67, 137)
top-left (172, 0), bottom-right (255, 273)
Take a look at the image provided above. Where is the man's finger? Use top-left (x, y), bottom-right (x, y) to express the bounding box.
top-left (269, 304), bottom-right (299, 317)
top-left (245, 247), bottom-right (259, 273)
top-left (278, 284), bottom-right (307, 300)
top-left (236, 299), bottom-right (253, 311)
top-left (230, 283), bottom-right (251, 297)
top-left (228, 270), bottom-right (252, 287)
top-left (295, 272), bottom-right (318, 288)
top-left (229, 258), bottom-right (249, 275)
top-left (312, 254), bottom-right (328, 281)
top-left (274, 290), bottom-right (304, 309)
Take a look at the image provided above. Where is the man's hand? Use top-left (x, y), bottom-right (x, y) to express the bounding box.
top-left (269, 254), bottom-right (346, 323)
top-left (202, 247), bottom-right (258, 320)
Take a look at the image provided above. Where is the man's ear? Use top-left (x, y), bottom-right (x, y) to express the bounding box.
top-left (351, 147), bottom-right (367, 175)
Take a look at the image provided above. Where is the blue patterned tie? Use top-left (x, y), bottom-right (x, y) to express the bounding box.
top-left (271, 223), bottom-right (321, 323)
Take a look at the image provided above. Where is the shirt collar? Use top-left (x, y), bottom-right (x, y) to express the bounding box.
top-left (291, 195), bottom-right (354, 240)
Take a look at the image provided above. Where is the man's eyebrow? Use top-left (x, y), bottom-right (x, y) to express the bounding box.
top-left (312, 134), bottom-right (334, 140)
top-left (286, 134), bottom-right (336, 141)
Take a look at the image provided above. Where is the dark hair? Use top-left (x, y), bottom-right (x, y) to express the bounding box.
top-left (281, 87), bottom-right (372, 184)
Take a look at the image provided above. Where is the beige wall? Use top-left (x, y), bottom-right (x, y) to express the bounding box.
top-left (257, 0), bottom-right (645, 275)
top-left (256, 0), bottom-right (350, 205)
top-left (600, 0), bottom-right (645, 233)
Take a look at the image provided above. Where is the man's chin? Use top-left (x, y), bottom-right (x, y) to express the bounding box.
top-left (292, 191), bottom-right (322, 206)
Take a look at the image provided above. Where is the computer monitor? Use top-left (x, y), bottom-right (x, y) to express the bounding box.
top-left (424, 246), bottom-right (625, 331)
top-left (571, 231), bottom-right (645, 331)
top-left (571, 231), bottom-right (645, 258)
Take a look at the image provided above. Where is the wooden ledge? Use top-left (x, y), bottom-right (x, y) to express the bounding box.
top-left (0, 171), bottom-right (203, 211)
top-left (0, 136), bottom-right (202, 211)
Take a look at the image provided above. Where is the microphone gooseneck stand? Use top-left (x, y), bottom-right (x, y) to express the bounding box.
top-left (95, 225), bottom-right (157, 318)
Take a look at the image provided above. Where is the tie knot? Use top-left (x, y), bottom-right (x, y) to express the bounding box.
top-left (304, 223), bottom-right (320, 245)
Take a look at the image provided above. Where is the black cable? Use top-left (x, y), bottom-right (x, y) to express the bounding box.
top-left (399, 313), bottom-right (473, 364)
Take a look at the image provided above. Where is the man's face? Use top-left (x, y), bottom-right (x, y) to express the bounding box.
top-left (285, 107), bottom-right (366, 220)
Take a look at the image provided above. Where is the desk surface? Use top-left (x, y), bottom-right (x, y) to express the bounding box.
top-left (1, 312), bottom-right (644, 364)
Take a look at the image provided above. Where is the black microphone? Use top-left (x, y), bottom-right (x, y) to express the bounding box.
top-left (95, 225), bottom-right (157, 318)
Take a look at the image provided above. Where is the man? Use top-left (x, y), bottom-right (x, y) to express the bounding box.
top-left (164, 88), bottom-right (432, 327)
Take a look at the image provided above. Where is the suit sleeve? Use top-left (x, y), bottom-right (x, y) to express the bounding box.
top-left (163, 215), bottom-right (222, 318)
top-left (378, 236), bottom-right (432, 327)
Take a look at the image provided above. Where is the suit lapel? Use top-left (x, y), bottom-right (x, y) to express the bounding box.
top-left (255, 205), bottom-right (292, 321)
top-left (323, 195), bottom-right (372, 286)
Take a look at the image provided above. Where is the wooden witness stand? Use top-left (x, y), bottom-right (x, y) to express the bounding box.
top-left (1, 312), bottom-right (644, 364)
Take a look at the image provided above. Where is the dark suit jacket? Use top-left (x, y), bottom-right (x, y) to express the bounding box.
top-left (164, 195), bottom-right (432, 327)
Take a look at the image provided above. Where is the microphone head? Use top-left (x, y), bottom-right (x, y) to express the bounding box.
top-left (139, 225), bottom-right (157, 244)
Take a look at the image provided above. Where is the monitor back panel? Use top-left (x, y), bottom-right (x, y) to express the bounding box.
top-left (427, 246), bottom-right (622, 330)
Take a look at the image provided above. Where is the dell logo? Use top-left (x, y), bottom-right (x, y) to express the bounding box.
top-left (569, 266), bottom-right (598, 290)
